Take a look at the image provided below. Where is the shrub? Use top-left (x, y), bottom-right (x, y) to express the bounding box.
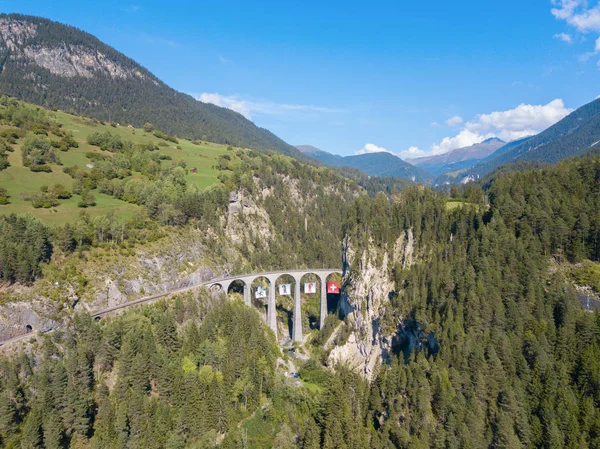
top-left (47, 184), bottom-right (72, 199)
top-left (0, 187), bottom-right (9, 205)
top-left (85, 152), bottom-right (110, 162)
top-left (21, 135), bottom-right (60, 169)
top-left (77, 191), bottom-right (96, 208)
top-left (30, 192), bottom-right (59, 208)
top-left (87, 131), bottom-right (123, 152)
top-left (153, 129), bottom-right (179, 144)
top-left (30, 164), bottom-right (52, 173)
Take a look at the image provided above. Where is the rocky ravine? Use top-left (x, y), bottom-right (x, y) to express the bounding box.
top-left (329, 229), bottom-right (414, 380)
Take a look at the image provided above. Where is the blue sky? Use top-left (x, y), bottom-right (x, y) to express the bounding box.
top-left (2, 0), bottom-right (600, 157)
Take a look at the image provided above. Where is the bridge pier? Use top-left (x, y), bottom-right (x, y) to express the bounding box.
top-left (292, 276), bottom-right (303, 342)
top-left (243, 283), bottom-right (251, 306)
top-left (319, 274), bottom-right (328, 329)
top-left (266, 276), bottom-right (278, 340)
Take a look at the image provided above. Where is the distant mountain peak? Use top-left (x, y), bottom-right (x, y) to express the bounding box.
top-left (406, 138), bottom-right (506, 177)
top-left (295, 145), bottom-right (326, 155)
top-left (298, 145), bottom-right (431, 183)
top-left (482, 137), bottom-right (505, 144)
top-left (436, 97), bottom-right (600, 184)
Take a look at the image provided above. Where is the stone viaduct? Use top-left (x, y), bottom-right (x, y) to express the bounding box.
top-left (204, 268), bottom-right (342, 342)
top-left (1, 268), bottom-right (342, 347)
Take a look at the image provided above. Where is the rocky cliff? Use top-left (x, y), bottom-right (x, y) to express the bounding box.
top-left (0, 167), bottom-right (350, 342)
top-left (329, 229), bottom-right (414, 380)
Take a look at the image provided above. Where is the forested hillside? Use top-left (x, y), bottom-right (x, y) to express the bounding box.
top-left (0, 14), bottom-right (305, 158)
top-left (2, 154), bottom-right (600, 447)
top-left (335, 155), bottom-right (600, 447)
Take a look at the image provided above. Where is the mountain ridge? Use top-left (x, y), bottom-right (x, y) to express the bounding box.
top-left (0, 13), bottom-right (308, 159)
top-left (405, 137), bottom-right (506, 177)
top-left (296, 145), bottom-right (432, 182)
top-left (436, 98), bottom-right (600, 184)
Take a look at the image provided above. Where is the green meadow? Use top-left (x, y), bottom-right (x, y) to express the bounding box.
top-left (0, 108), bottom-right (232, 225)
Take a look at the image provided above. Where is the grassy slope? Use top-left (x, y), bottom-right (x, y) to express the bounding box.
top-left (0, 110), bottom-right (231, 225)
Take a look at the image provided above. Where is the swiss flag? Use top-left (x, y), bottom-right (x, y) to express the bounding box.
top-left (327, 282), bottom-right (340, 294)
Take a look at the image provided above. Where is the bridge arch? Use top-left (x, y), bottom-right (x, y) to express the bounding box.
top-left (226, 279), bottom-right (246, 295)
top-left (248, 275), bottom-right (277, 339)
top-left (215, 269), bottom-right (343, 342)
top-left (271, 274), bottom-right (300, 340)
top-left (297, 272), bottom-right (325, 330)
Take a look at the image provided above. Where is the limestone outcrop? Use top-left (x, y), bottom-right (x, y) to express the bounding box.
top-left (329, 229), bottom-right (414, 380)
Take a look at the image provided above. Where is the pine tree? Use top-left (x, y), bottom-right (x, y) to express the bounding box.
top-left (20, 408), bottom-right (43, 449)
top-left (302, 417), bottom-right (321, 449)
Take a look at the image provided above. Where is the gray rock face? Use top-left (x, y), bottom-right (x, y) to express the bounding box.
top-left (329, 229), bottom-right (414, 380)
top-left (0, 299), bottom-right (60, 340)
top-left (226, 188), bottom-right (274, 249)
top-left (22, 45), bottom-right (148, 80)
top-left (0, 18), bottom-right (37, 49)
top-left (0, 17), bottom-right (149, 81)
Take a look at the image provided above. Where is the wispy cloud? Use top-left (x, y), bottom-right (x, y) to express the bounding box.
top-left (551, 0), bottom-right (600, 64)
top-left (445, 115), bottom-right (463, 126)
top-left (137, 32), bottom-right (177, 48)
top-left (195, 92), bottom-right (347, 121)
top-left (554, 32), bottom-right (574, 43)
top-left (124, 5), bottom-right (142, 13)
top-left (551, 0), bottom-right (600, 32)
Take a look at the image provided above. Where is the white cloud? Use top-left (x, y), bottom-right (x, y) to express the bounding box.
top-left (551, 0), bottom-right (580, 20)
top-left (406, 99), bottom-right (573, 158)
top-left (399, 146), bottom-right (427, 159)
top-left (355, 143), bottom-right (392, 155)
top-left (554, 32), bottom-right (574, 43)
top-left (431, 129), bottom-right (492, 154)
top-left (445, 115), bottom-right (464, 126)
top-left (196, 93), bottom-right (346, 121)
top-left (197, 93), bottom-right (252, 119)
top-left (551, 0), bottom-right (600, 32)
top-left (551, 0), bottom-right (600, 64)
top-left (464, 99), bottom-right (572, 141)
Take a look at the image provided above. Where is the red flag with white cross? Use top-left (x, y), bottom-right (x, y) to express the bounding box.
top-left (327, 282), bottom-right (340, 294)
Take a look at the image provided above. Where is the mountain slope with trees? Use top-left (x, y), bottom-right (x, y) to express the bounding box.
top-left (3, 154), bottom-right (600, 447)
top-left (0, 14), bottom-right (306, 159)
top-left (297, 145), bottom-right (432, 183)
top-left (437, 98), bottom-right (600, 184)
